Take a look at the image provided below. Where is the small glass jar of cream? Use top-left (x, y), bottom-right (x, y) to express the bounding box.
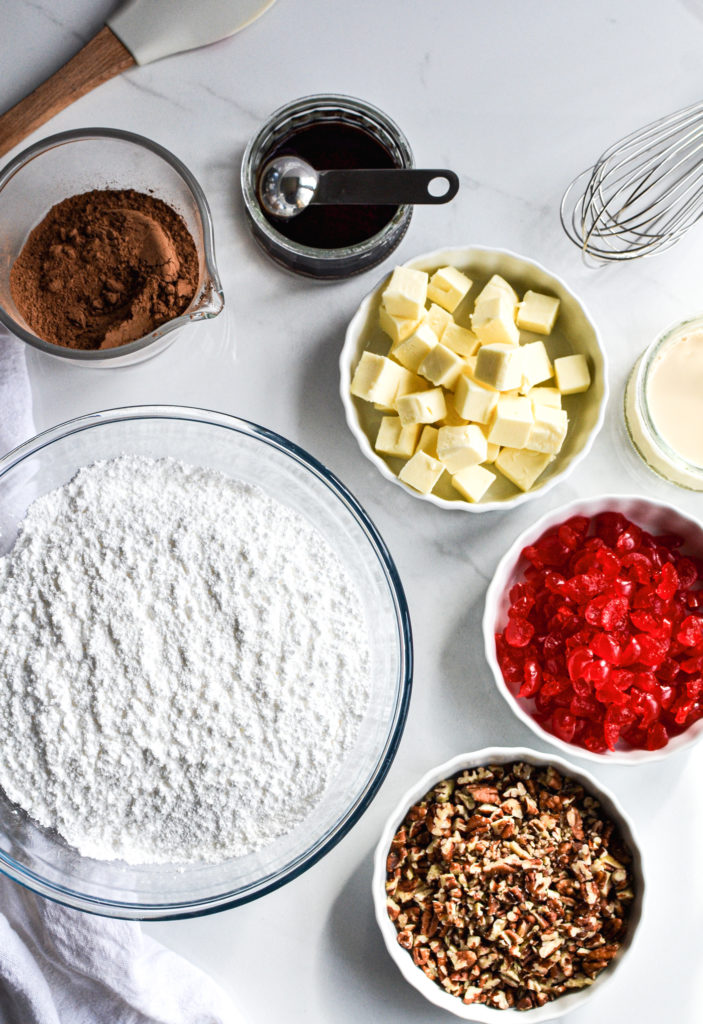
top-left (624, 315), bottom-right (703, 491)
top-left (240, 94), bottom-right (414, 279)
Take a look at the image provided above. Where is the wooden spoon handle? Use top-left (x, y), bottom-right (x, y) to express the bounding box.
top-left (0, 27), bottom-right (135, 160)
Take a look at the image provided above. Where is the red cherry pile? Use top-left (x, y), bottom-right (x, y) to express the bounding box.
top-left (496, 511), bottom-right (703, 754)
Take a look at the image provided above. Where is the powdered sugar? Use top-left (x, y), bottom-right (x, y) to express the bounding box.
top-left (0, 456), bottom-right (370, 864)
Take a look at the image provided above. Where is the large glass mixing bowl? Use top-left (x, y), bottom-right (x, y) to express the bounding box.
top-left (0, 407), bottom-right (412, 919)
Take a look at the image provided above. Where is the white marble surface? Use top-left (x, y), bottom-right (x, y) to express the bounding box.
top-left (2, 0), bottom-right (703, 1021)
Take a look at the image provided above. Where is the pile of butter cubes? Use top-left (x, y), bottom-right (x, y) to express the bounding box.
top-left (350, 264), bottom-right (591, 502)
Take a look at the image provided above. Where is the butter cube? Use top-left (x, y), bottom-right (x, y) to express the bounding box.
top-left (398, 451), bottom-right (445, 493)
top-left (530, 386), bottom-right (562, 409)
top-left (396, 388), bottom-right (447, 426)
top-left (425, 303), bottom-right (453, 341)
top-left (379, 303), bottom-right (423, 345)
top-left (350, 352), bottom-right (406, 406)
top-left (525, 406), bottom-right (568, 455)
top-left (419, 343), bottom-right (465, 389)
top-left (487, 395), bottom-right (534, 448)
top-left (454, 373), bottom-right (499, 424)
top-left (383, 266), bottom-right (428, 320)
top-left (392, 322), bottom-right (439, 372)
top-left (437, 425), bottom-right (488, 473)
top-left (516, 291), bottom-right (560, 335)
top-left (474, 343), bottom-right (523, 392)
top-left (463, 355), bottom-right (478, 378)
top-left (519, 341), bottom-right (554, 394)
top-left (375, 416), bottom-right (421, 458)
top-left (442, 321), bottom-right (480, 358)
top-left (472, 293), bottom-right (519, 346)
top-left (452, 464), bottom-right (497, 503)
top-left (554, 353), bottom-right (591, 394)
top-left (416, 424), bottom-right (439, 458)
top-left (479, 423), bottom-right (501, 463)
top-left (374, 367), bottom-right (428, 411)
top-left (396, 368), bottom-right (429, 399)
top-left (436, 393), bottom-right (467, 426)
top-left (475, 274), bottom-right (518, 306)
top-left (486, 444), bottom-right (501, 463)
top-left (495, 447), bottom-right (554, 491)
top-left (427, 266), bottom-right (473, 313)
top-left (472, 293), bottom-right (508, 323)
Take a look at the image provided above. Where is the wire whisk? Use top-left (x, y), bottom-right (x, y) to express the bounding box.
top-left (560, 100), bottom-right (703, 261)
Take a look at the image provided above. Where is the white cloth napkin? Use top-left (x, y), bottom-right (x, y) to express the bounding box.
top-left (0, 329), bottom-right (33, 457)
top-left (0, 874), bottom-right (244, 1024)
top-left (0, 328), bottom-right (245, 1024)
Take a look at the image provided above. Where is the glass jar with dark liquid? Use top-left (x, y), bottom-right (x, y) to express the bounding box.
top-left (241, 95), bottom-right (414, 279)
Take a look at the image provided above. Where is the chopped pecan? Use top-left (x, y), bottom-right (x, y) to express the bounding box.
top-left (386, 850), bottom-right (401, 872)
top-left (467, 784), bottom-right (501, 804)
top-left (412, 946), bottom-right (430, 966)
top-left (566, 806), bottom-right (585, 841)
top-left (466, 814), bottom-right (491, 834)
top-left (492, 817), bottom-right (517, 839)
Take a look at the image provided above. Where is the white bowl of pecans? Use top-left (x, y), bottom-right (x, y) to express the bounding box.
top-left (372, 748), bottom-right (645, 1020)
top-left (340, 246), bottom-right (607, 511)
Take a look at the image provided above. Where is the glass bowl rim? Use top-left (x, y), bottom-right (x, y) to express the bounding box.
top-left (0, 404), bottom-right (413, 919)
top-left (0, 128), bottom-right (223, 362)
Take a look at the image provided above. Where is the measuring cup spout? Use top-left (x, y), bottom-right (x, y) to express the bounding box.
top-left (189, 273), bottom-right (225, 321)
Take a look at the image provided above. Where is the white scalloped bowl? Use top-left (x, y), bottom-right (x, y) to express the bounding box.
top-left (372, 747), bottom-right (645, 1022)
top-left (340, 246), bottom-right (607, 512)
top-left (483, 495), bottom-right (703, 764)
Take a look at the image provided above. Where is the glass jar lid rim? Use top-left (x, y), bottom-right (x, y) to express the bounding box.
top-left (636, 313), bottom-right (703, 476)
top-left (240, 93), bottom-right (414, 264)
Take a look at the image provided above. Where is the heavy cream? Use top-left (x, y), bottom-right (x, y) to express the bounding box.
top-left (625, 318), bottom-right (703, 491)
top-left (647, 330), bottom-right (703, 466)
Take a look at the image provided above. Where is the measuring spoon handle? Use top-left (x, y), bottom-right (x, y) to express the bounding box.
top-left (313, 168), bottom-right (459, 206)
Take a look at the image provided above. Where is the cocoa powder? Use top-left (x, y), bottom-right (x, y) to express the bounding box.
top-left (10, 189), bottom-right (199, 350)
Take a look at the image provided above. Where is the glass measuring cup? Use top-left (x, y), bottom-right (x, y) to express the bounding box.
top-left (0, 128), bottom-right (224, 367)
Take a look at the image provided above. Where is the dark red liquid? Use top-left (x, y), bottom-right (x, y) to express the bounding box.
top-left (259, 122), bottom-right (399, 249)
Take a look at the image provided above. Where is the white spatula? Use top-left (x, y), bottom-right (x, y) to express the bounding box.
top-left (0, 0), bottom-right (276, 158)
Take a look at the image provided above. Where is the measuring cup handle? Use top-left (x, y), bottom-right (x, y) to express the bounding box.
top-left (314, 169), bottom-right (460, 206)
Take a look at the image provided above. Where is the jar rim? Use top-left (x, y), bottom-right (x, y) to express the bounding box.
top-left (634, 314), bottom-right (703, 479)
top-left (240, 94), bottom-right (414, 270)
